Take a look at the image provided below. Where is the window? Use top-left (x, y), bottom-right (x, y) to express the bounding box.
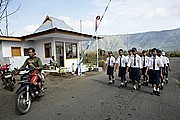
top-left (44, 43), bottom-right (52, 58)
top-left (24, 48), bottom-right (29, 56)
top-left (11, 47), bottom-right (21, 57)
top-left (65, 43), bottom-right (77, 59)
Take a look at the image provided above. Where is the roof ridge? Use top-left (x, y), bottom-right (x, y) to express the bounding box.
top-left (34, 15), bottom-right (75, 33)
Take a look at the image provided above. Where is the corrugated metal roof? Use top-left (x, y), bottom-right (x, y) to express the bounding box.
top-left (34, 16), bottom-right (75, 33)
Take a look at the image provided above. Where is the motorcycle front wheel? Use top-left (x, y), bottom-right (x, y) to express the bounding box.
top-left (16, 90), bottom-right (31, 114)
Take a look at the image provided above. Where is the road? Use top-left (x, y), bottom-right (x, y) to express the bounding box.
top-left (0, 58), bottom-right (180, 120)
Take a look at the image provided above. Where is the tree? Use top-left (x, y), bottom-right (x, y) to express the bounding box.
top-left (0, 0), bottom-right (20, 35)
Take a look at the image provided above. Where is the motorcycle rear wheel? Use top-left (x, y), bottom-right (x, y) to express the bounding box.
top-left (16, 90), bottom-right (31, 114)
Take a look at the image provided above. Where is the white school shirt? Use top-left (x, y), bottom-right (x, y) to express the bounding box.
top-left (141, 56), bottom-right (149, 67)
top-left (149, 56), bottom-right (163, 70)
top-left (163, 56), bottom-right (170, 66)
top-left (160, 55), bottom-right (167, 66)
top-left (116, 55), bottom-right (127, 67)
top-left (106, 56), bottom-right (115, 67)
top-left (126, 55), bottom-right (133, 62)
top-left (127, 54), bottom-right (142, 69)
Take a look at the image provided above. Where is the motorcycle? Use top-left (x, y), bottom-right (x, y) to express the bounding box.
top-left (0, 64), bottom-right (15, 92)
top-left (15, 68), bottom-right (45, 114)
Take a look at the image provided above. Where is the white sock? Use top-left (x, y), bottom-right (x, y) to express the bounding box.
top-left (162, 83), bottom-right (164, 86)
top-left (157, 88), bottom-right (160, 92)
top-left (153, 87), bottom-right (156, 91)
top-left (166, 78), bottom-right (168, 80)
top-left (134, 85), bottom-right (136, 89)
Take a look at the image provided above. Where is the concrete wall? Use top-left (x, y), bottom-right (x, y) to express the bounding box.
top-left (0, 38), bottom-right (80, 71)
top-left (53, 38), bottom-right (80, 69)
top-left (0, 41), bottom-right (32, 69)
top-left (1, 41), bottom-right (33, 57)
top-left (2, 56), bottom-right (29, 70)
top-left (0, 41), bottom-right (2, 65)
top-left (32, 38), bottom-right (53, 65)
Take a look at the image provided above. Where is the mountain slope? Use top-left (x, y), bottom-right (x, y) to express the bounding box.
top-left (88, 28), bottom-right (180, 52)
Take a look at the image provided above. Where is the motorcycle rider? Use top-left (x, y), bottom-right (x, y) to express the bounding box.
top-left (19, 47), bottom-right (43, 96)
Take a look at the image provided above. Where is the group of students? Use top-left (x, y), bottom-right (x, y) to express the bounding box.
top-left (105, 47), bottom-right (171, 96)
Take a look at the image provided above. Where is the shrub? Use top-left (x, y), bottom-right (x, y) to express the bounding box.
top-left (99, 59), bottom-right (105, 68)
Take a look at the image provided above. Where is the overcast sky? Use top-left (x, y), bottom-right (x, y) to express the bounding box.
top-left (1, 0), bottom-right (180, 36)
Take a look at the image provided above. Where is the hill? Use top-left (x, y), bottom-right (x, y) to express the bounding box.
top-left (86, 28), bottom-right (180, 52)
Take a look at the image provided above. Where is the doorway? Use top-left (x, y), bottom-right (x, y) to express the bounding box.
top-left (56, 42), bottom-right (64, 67)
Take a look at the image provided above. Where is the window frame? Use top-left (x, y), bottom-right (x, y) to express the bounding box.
top-left (24, 48), bottom-right (29, 56)
top-left (44, 42), bottom-right (52, 58)
top-left (65, 42), bottom-right (78, 59)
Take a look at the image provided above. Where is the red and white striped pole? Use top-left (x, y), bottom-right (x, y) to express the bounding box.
top-left (95, 15), bottom-right (100, 68)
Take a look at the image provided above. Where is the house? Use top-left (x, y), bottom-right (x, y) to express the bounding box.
top-left (0, 15), bottom-right (99, 72)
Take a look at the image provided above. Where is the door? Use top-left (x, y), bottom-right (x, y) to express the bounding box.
top-left (55, 42), bottom-right (64, 67)
top-left (11, 47), bottom-right (21, 57)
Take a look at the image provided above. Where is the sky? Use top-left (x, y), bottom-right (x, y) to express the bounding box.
top-left (1, 0), bottom-right (180, 36)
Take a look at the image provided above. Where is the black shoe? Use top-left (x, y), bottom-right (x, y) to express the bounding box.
top-left (151, 90), bottom-right (156, 95)
top-left (108, 82), bottom-right (112, 85)
top-left (160, 86), bottom-right (163, 90)
top-left (120, 84), bottom-right (124, 87)
top-left (166, 80), bottom-right (168, 84)
top-left (112, 80), bottom-right (115, 84)
top-left (138, 84), bottom-right (141, 89)
top-left (156, 91), bottom-right (160, 96)
top-left (142, 82), bottom-right (146, 86)
top-left (124, 82), bottom-right (127, 87)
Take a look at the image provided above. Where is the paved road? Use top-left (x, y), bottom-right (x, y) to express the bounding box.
top-left (0, 58), bottom-right (180, 120)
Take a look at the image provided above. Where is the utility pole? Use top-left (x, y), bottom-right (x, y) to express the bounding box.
top-left (127, 33), bottom-right (129, 50)
top-left (5, 0), bottom-right (9, 36)
top-left (80, 19), bottom-right (82, 56)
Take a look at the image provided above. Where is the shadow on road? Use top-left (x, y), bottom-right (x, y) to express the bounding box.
top-left (90, 79), bottom-right (110, 85)
top-left (91, 78), bottom-right (153, 95)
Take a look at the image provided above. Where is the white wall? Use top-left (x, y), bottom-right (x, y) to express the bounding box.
top-left (0, 41), bottom-right (3, 64)
top-left (65, 59), bottom-right (78, 72)
top-left (0, 37), bottom-right (80, 70)
top-left (0, 41), bottom-right (32, 68)
top-left (2, 56), bottom-right (29, 70)
top-left (53, 38), bottom-right (80, 68)
top-left (1, 41), bottom-right (33, 57)
top-left (32, 38), bottom-right (53, 65)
